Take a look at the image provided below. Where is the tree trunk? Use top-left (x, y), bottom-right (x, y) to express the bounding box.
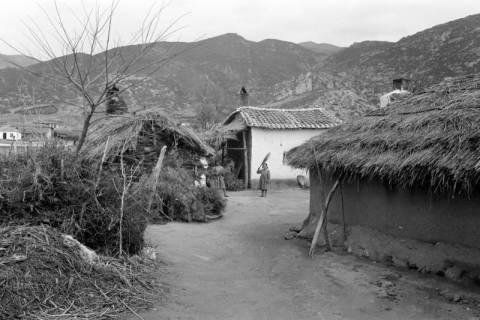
top-left (75, 106), bottom-right (95, 155)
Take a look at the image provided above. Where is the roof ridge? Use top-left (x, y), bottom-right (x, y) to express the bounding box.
top-left (237, 106), bottom-right (330, 112)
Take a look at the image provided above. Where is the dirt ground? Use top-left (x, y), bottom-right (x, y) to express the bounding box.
top-left (128, 189), bottom-right (480, 320)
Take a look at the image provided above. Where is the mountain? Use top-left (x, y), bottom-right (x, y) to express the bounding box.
top-left (0, 54), bottom-right (38, 69)
top-left (298, 42), bottom-right (343, 55)
top-left (324, 13), bottom-right (480, 101)
top-left (3, 13), bottom-right (480, 127)
top-left (0, 33), bottom-right (356, 126)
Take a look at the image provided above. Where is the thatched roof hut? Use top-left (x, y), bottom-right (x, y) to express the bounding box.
top-left (286, 74), bottom-right (480, 281)
top-left (84, 111), bottom-right (213, 161)
top-left (287, 74), bottom-right (480, 196)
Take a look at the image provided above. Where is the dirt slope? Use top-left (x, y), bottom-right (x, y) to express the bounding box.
top-left (129, 189), bottom-right (480, 320)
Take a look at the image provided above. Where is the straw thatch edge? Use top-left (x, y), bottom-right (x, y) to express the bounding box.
top-left (83, 111), bottom-right (213, 160)
top-left (286, 74), bottom-right (480, 196)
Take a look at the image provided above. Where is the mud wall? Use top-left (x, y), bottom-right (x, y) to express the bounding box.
top-left (309, 172), bottom-right (480, 250)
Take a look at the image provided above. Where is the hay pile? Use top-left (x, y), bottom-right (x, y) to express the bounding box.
top-left (0, 225), bottom-right (160, 319)
top-left (286, 74), bottom-right (480, 196)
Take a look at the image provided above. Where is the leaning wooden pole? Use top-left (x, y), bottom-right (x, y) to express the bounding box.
top-left (147, 146), bottom-right (167, 214)
top-left (309, 144), bottom-right (341, 257)
top-left (309, 179), bottom-right (340, 257)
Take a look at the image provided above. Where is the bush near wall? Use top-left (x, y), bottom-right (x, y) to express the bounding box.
top-left (146, 167), bottom-right (226, 223)
top-left (0, 144), bottom-right (227, 255)
top-left (224, 172), bottom-right (244, 191)
top-left (0, 144), bottom-right (148, 255)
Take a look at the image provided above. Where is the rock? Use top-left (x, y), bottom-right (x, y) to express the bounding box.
top-left (377, 289), bottom-right (389, 299)
top-left (141, 247), bottom-right (157, 260)
top-left (392, 256), bottom-right (409, 268)
top-left (445, 265), bottom-right (464, 281)
top-left (284, 232), bottom-right (297, 240)
top-left (453, 294), bottom-right (462, 302)
top-left (62, 234), bottom-right (98, 265)
top-left (438, 289), bottom-right (462, 303)
top-left (439, 289), bottom-right (450, 296)
top-left (289, 224), bottom-right (303, 232)
top-left (296, 175), bottom-right (309, 189)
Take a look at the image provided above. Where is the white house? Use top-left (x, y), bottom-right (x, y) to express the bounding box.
top-left (222, 106), bottom-right (341, 188)
top-left (0, 126), bottom-right (22, 141)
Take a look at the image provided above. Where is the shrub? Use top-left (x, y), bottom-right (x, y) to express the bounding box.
top-left (0, 144), bottom-right (148, 255)
top-left (0, 144), bottom-right (228, 255)
top-left (145, 167), bottom-right (227, 223)
top-left (195, 187), bottom-right (227, 216)
top-left (224, 171), bottom-right (244, 191)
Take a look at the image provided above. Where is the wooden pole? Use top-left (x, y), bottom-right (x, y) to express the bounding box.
top-left (242, 131), bottom-right (248, 190)
top-left (95, 136), bottom-right (110, 189)
top-left (60, 158), bottom-right (65, 181)
top-left (340, 182), bottom-right (347, 243)
top-left (309, 179), bottom-right (340, 257)
top-left (309, 144), bottom-right (341, 257)
top-left (221, 144), bottom-right (225, 166)
top-left (147, 146), bottom-right (167, 214)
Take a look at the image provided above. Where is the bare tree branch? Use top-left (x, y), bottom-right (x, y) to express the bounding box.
top-left (1, 0), bottom-right (187, 155)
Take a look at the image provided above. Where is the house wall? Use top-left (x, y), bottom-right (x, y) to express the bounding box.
top-left (0, 131), bottom-right (22, 140)
top-left (309, 171), bottom-right (480, 249)
top-left (250, 128), bottom-right (323, 183)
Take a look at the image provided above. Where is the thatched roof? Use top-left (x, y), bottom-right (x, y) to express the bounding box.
top-left (286, 74), bottom-right (480, 196)
top-left (84, 111), bottom-right (213, 159)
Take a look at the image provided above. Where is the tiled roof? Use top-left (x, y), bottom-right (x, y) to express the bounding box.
top-left (225, 106), bottom-right (341, 129)
top-left (0, 126), bottom-right (20, 132)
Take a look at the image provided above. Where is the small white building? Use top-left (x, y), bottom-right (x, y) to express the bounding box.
top-left (0, 126), bottom-right (22, 141)
top-left (222, 106), bottom-right (341, 188)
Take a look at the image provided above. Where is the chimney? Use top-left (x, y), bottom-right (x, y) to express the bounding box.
top-left (240, 86), bottom-right (249, 106)
top-left (392, 78), bottom-right (411, 91)
top-left (47, 125), bottom-right (54, 139)
top-left (106, 84), bottom-right (128, 114)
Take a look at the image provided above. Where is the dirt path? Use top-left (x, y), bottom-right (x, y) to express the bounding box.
top-left (130, 189), bottom-right (479, 320)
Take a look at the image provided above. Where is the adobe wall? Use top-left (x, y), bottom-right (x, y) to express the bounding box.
top-left (309, 172), bottom-right (480, 250)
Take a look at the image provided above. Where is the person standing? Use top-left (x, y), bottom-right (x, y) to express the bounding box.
top-left (257, 163), bottom-right (270, 197)
top-left (208, 163), bottom-right (229, 197)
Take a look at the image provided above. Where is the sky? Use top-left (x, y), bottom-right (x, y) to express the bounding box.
top-left (0, 0), bottom-right (479, 56)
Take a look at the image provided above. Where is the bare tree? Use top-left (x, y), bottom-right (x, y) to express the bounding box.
top-left (197, 104), bottom-right (218, 129)
top-left (3, 0), bottom-right (186, 154)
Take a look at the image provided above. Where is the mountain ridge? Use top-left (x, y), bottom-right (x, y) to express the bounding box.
top-left (0, 54), bottom-right (38, 70)
top-left (2, 13), bottom-right (480, 126)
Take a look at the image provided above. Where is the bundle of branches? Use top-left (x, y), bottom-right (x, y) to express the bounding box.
top-left (0, 143), bottom-right (148, 255)
top-left (0, 225), bottom-right (160, 319)
top-left (142, 167), bottom-right (227, 223)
